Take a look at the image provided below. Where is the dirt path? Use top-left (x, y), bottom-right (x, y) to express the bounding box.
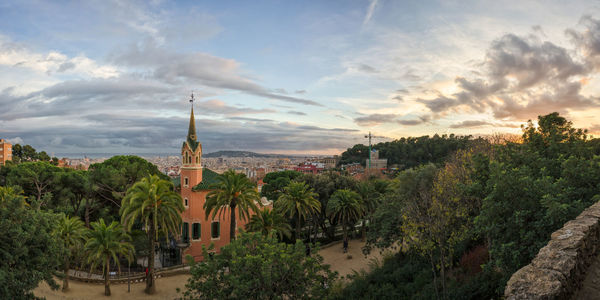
top-left (34, 275), bottom-right (189, 300)
top-left (34, 239), bottom-right (387, 299)
top-left (319, 239), bottom-right (388, 279)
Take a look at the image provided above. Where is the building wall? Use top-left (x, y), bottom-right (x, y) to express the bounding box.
top-left (0, 139), bottom-right (12, 166)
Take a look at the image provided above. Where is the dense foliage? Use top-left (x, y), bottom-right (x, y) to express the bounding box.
top-left (338, 134), bottom-right (475, 169)
top-left (0, 190), bottom-right (64, 299)
top-left (354, 112), bottom-right (600, 299)
top-left (260, 170), bottom-right (302, 201)
top-left (180, 232), bottom-right (337, 300)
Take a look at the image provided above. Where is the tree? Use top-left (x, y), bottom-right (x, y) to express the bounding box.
top-left (0, 190), bottom-right (64, 299)
top-left (338, 144), bottom-right (370, 167)
top-left (89, 155), bottom-right (167, 221)
top-left (84, 219), bottom-right (134, 296)
top-left (327, 189), bottom-right (363, 246)
top-left (355, 180), bottom-right (387, 241)
top-left (260, 170), bottom-right (302, 201)
top-left (180, 232), bottom-right (337, 300)
top-left (55, 215), bottom-right (87, 291)
top-left (11, 143), bottom-right (23, 163)
top-left (57, 170), bottom-right (90, 220)
top-left (245, 208), bottom-right (292, 240)
top-left (204, 170), bottom-right (260, 241)
top-left (276, 181), bottom-right (320, 241)
top-left (300, 171), bottom-right (357, 241)
top-left (120, 175), bottom-right (184, 294)
top-left (22, 145), bottom-right (37, 161)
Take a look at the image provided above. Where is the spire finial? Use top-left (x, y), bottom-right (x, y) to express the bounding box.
top-left (187, 92), bottom-right (197, 142)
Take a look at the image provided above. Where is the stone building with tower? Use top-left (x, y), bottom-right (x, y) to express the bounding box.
top-left (179, 99), bottom-right (265, 261)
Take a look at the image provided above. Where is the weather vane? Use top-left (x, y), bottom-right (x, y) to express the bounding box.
top-left (189, 91), bottom-right (194, 104)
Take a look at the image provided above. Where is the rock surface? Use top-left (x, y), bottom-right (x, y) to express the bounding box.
top-left (505, 202), bottom-right (600, 299)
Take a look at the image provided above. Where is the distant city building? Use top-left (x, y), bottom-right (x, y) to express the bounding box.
top-left (0, 139), bottom-right (12, 166)
top-left (368, 150), bottom-right (387, 170)
top-left (316, 155), bottom-right (339, 169)
top-left (294, 162), bottom-right (325, 174)
top-left (342, 162), bottom-right (364, 175)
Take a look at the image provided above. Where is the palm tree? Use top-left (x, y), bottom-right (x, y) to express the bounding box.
top-left (355, 181), bottom-right (385, 241)
top-left (327, 189), bottom-right (364, 248)
top-left (120, 175), bottom-right (184, 294)
top-left (276, 181), bottom-right (320, 241)
top-left (205, 169), bottom-right (260, 241)
top-left (55, 215), bottom-right (87, 291)
top-left (246, 208), bottom-right (292, 239)
top-left (84, 219), bottom-right (134, 296)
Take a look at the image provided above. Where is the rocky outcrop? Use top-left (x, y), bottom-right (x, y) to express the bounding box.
top-left (505, 201), bottom-right (600, 299)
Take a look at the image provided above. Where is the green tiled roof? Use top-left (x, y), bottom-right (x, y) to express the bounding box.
top-left (192, 168), bottom-right (220, 191)
top-left (183, 139), bottom-right (201, 152)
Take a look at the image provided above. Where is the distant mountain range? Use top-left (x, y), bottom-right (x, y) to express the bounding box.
top-left (203, 150), bottom-right (296, 158)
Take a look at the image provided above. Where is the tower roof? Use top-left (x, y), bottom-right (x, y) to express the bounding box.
top-left (184, 94), bottom-right (201, 152)
top-left (188, 105), bottom-right (197, 142)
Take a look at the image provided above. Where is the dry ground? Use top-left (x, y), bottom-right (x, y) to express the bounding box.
top-left (34, 239), bottom-right (388, 299)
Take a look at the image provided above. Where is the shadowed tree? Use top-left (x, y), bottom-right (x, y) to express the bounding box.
top-left (84, 219), bottom-right (133, 296)
top-left (246, 208), bottom-right (292, 240)
top-left (327, 189), bottom-right (364, 248)
top-left (276, 181), bottom-right (320, 241)
top-left (0, 188), bottom-right (63, 299)
top-left (55, 215), bottom-right (87, 292)
top-left (120, 175), bottom-right (184, 294)
top-left (204, 169), bottom-right (260, 241)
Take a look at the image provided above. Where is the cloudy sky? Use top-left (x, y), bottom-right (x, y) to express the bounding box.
top-left (2, 0), bottom-right (600, 155)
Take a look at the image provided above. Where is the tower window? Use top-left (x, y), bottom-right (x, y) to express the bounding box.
top-left (196, 156), bottom-right (199, 164)
top-left (184, 177), bottom-right (189, 187)
top-left (211, 221), bottom-right (220, 239)
top-left (184, 198), bottom-right (188, 207)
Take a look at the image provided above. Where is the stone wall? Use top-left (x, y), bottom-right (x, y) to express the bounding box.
top-left (504, 201), bottom-right (600, 299)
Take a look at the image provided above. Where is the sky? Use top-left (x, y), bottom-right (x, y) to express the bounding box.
top-left (1, 0), bottom-right (600, 155)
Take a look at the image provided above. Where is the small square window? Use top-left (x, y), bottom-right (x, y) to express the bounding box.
top-left (211, 221), bottom-right (220, 239)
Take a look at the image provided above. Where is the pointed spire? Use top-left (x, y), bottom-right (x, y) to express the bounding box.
top-left (187, 92), bottom-right (197, 142)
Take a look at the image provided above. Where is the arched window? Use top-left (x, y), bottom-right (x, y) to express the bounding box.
top-left (196, 156), bottom-right (199, 164)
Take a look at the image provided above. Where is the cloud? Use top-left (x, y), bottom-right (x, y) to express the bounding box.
top-left (0, 35), bottom-right (119, 78)
top-left (294, 90), bottom-right (307, 94)
top-left (111, 41), bottom-right (322, 106)
top-left (354, 113), bottom-right (429, 126)
top-left (363, 0), bottom-right (378, 26)
top-left (354, 113), bottom-right (398, 126)
top-left (567, 15), bottom-right (600, 68)
top-left (287, 110), bottom-right (307, 116)
top-left (356, 63), bottom-right (378, 73)
top-left (1, 113), bottom-right (364, 154)
top-left (417, 26), bottom-right (598, 120)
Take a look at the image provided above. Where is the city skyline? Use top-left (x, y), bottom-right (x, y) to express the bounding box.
top-left (1, 1), bottom-right (600, 155)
